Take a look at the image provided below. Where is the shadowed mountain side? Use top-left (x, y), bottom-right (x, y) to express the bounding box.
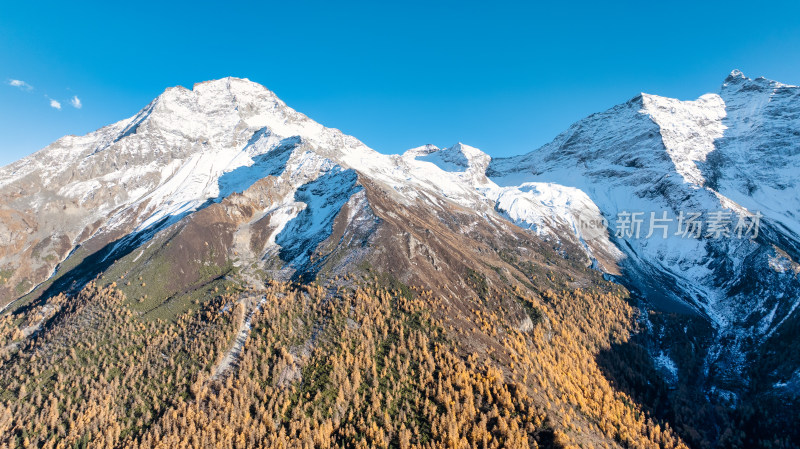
top-left (217, 135), bottom-right (298, 199)
top-left (275, 168), bottom-right (362, 277)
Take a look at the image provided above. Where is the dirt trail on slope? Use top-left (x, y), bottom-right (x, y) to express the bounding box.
top-left (212, 294), bottom-right (266, 380)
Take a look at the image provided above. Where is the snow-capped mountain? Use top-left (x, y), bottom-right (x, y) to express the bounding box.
top-left (1, 71), bottom-right (798, 403)
top-left (0, 78), bottom-right (503, 307)
top-left (488, 71), bottom-right (800, 394)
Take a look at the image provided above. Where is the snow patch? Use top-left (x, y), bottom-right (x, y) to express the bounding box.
top-left (654, 351), bottom-right (679, 383)
top-left (641, 93), bottom-right (727, 186)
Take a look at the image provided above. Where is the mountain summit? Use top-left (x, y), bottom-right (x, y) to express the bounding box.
top-left (1, 72), bottom-right (799, 447)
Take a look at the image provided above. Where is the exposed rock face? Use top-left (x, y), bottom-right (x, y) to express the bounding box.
top-left (1, 72), bottom-right (799, 411)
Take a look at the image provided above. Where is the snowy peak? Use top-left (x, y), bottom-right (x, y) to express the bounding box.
top-left (104, 76), bottom-right (381, 171)
top-left (711, 70), bottom-right (800, 242)
top-left (0, 76), bottom-right (391, 308)
top-left (724, 69), bottom-right (747, 84)
top-left (402, 144), bottom-right (440, 158)
top-left (486, 70), bottom-right (800, 321)
top-left (408, 142), bottom-right (491, 175)
top-left (129, 77), bottom-right (311, 145)
top-left (720, 69), bottom-right (800, 113)
top-left (722, 69), bottom-right (796, 90)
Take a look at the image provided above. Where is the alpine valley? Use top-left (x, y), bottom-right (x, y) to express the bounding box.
top-left (1, 71), bottom-right (798, 449)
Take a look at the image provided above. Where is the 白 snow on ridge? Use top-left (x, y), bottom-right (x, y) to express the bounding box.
top-left (0, 71), bottom-right (799, 400)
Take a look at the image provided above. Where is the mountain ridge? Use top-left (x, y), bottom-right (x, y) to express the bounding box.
top-left (1, 70), bottom-right (799, 447)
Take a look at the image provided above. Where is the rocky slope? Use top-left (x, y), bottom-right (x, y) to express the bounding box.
top-left (0, 71), bottom-right (798, 447)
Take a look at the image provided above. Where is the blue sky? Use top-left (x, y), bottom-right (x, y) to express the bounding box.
top-left (2, 1), bottom-right (800, 166)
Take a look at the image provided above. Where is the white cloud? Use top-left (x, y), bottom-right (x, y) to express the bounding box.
top-left (9, 80), bottom-right (80, 111)
top-left (8, 79), bottom-right (33, 91)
